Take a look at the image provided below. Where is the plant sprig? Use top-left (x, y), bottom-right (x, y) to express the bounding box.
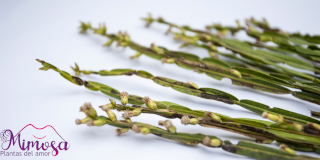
top-left (75, 102), bottom-right (320, 160)
top-left (36, 59), bottom-right (320, 153)
top-left (71, 64), bottom-right (320, 126)
top-left (142, 14), bottom-right (320, 78)
top-left (79, 22), bottom-right (320, 108)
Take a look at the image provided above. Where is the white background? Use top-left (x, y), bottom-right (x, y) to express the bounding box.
top-left (0, 0), bottom-right (320, 159)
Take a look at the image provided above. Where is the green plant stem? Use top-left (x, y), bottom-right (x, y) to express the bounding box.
top-left (72, 65), bottom-right (320, 126)
top-left (144, 15), bottom-right (320, 79)
top-left (76, 104), bottom-right (320, 160)
top-left (79, 22), bottom-right (320, 108)
top-left (37, 59), bottom-right (320, 153)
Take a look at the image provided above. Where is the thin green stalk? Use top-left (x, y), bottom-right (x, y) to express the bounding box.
top-left (144, 15), bottom-right (320, 79)
top-left (76, 102), bottom-right (320, 160)
top-left (245, 19), bottom-right (320, 63)
top-left (79, 22), bottom-right (320, 107)
top-left (71, 64), bottom-right (320, 126)
top-left (246, 18), bottom-right (320, 45)
top-left (36, 59), bottom-right (320, 153)
top-left (205, 19), bottom-right (245, 36)
top-left (111, 101), bottom-right (320, 150)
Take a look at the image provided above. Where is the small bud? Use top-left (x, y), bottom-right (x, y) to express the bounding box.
top-left (124, 118), bottom-right (132, 123)
top-left (116, 128), bottom-right (129, 136)
top-left (292, 123), bottom-right (303, 131)
top-left (161, 58), bottom-right (175, 64)
top-left (105, 108), bottom-right (117, 122)
top-left (190, 118), bottom-right (199, 125)
top-left (256, 139), bottom-right (274, 144)
top-left (99, 103), bottom-right (115, 110)
top-left (279, 144), bottom-right (296, 155)
top-left (86, 119), bottom-right (106, 127)
top-left (144, 96), bottom-right (157, 110)
top-left (206, 42), bottom-right (217, 52)
top-left (131, 109), bottom-right (142, 116)
top-left (120, 92), bottom-right (129, 105)
top-left (259, 36), bottom-right (273, 42)
top-left (204, 35), bottom-right (212, 41)
top-left (110, 99), bottom-right (117, 107)
top-left (151, 43), bottom-right (164, 54)
top-left (307, 122), bottom-right (320, 131)
top-left (204, 111), bottom-right (222, 122)
top-left (131, 125), bottom-right (150, 135)
top-left (187, 80), bottom-right (198, 89)
top-left (142, 13), bottom-right (154, 27)
top-left (208, 51), bottom-right (219, 59)
top-left (159, 120), bottom-right (176, 133)
top-left (71, 63), bottom-right (80, 76)
top-left (181, 115), bottom-right (198, 125)
top-left (95, 23), bottom-right (107, 35)
top-left (75, 117), bottom-right (92, 125)
top-left (80, 102), bottom-right (97, 119)
top-left (202, 136), bottom-right (221, 147)
top-left (122, 109), bottom-right (141, 119)
top-left (230, 69), bottom-right (242, 78)
top-left (101, 107), bottom-right (117, 122)
top-left (140, 127), bottom-right (150, 135)
top-left (262, 112), bottom-right (284, 123)
top-left (79, 22), bottom-right (91, 33)
top-left (130, 52), bottom-right (142, 60)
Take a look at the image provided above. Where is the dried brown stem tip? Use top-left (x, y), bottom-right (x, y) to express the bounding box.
top-left (75, 119), bottom-right (82, 125)
top-left (131, 124), bottom-right (140, 133)
top-left (310, 110), bottom-right (320, 118)
top-left (80, 102), bottom-right (92, 112)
